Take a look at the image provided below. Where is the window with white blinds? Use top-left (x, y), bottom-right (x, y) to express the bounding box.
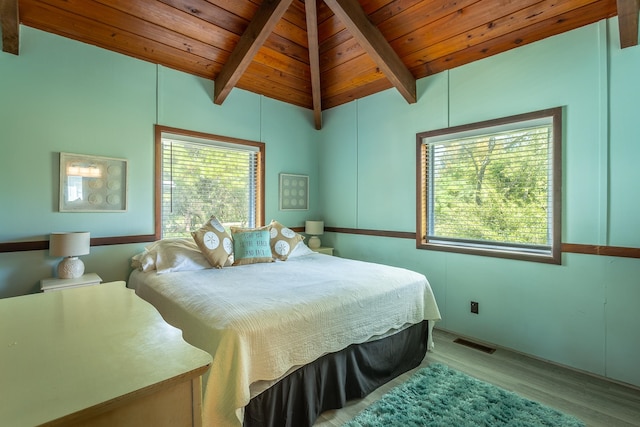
top-left (416, 108), bottom-right (562, 263)
top-left (156, 127), bottom-right (264, 238)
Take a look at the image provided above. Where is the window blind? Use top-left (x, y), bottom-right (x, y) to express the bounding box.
top-left (161, 138), bottom-right (259, 237)
top-left (425, 125), bottom-right (553, 251)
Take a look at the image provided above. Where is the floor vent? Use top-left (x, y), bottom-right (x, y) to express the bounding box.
top-left (454, 338), bottom-right (496, 354)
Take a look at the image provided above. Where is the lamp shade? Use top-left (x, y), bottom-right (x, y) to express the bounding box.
top-left (305, 221), bottom-right (324, 236)
top-left (50, 232), bottom-right (91, 257)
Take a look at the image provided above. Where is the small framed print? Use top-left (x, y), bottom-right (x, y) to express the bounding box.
top-left (59, 152), bottom-right (128, 212)
top-left (279, 173), bottom-right (308, 211)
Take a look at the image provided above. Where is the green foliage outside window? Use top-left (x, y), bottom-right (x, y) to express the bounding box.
top-left (430, 127), bottom-right (551, 247)
top-left (417, 108), bottom-right (561, 263)
top-left (162, 140), bottom-right (256, 238)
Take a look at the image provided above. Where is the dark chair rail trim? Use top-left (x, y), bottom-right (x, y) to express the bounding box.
top-left (324, 227), bottom-right (640, 259)
top-left (0, 234), bottom-right (156, 253)
top-left (3, 229), bottom-right (639, 259)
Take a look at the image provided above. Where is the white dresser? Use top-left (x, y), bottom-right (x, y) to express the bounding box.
top-left (0, 281), bottom-right (212, 426)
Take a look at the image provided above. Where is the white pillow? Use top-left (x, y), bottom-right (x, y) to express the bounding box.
top-left (155, 238), bottom-right (211, 274)
top-left (131, 250), bottom-right (158, 272)
top-left (133, 238), bottom-right (211, 274)
top-left (287, 241), bottom-right (316, 258)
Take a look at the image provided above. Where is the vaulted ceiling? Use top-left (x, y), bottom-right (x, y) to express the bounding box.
top-left (1, 0), bottom-right (638, 129)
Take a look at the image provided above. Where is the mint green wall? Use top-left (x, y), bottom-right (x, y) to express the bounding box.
top-left (0, 27), bottom-right (156, 241)
top-left (0, 27), bottom-right (319, 298)
top-left (601, 18), bottom-right (640, 389)
top-left (319, 19), bottom-right (640, 388)
top-left (319, 103), bottom-right (358, 227)
top-left (1, 19), bottom-right (638, 389)
top-left (609, 21), bottom-right (640, 248)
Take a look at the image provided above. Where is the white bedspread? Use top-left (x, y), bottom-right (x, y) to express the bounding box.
top-left (128, 253), bottom-right (440, 427)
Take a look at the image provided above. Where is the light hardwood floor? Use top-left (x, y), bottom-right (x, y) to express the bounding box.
top-left (314, 328), bottom-right (640, 427)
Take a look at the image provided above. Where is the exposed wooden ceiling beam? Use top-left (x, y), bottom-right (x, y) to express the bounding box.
top-left (0, 0), bottom-right (19, 55)
top-left (617, 0), bottom-right (639, 48)
top-left (214, 0), bottom-right (294, 105)
top-left (323, 0), bottom-right (416, 104)
top-left (306, 0), bottom-right (322, 129)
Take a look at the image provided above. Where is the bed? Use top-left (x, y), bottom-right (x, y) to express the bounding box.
top-left (128, 237), bottom-right (441, 427)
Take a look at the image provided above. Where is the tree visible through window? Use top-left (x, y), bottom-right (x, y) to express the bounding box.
top-left (416, 108), bottom-right (562, 263)
top-left (155, 126), bottom-right (264, 238)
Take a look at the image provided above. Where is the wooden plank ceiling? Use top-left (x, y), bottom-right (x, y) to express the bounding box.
top-left (2, 0), bottom-right (637, 129)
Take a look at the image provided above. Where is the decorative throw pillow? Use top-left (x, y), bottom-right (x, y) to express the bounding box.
top-left (269, 220), bottom-right (304, 261)
top-left (191, 216), bottom-right (233, 268)
top-left (287, 241), bottom-right (315, 258)
top-left (131, 250), bottom-right (157, 272)
top-left (154, 238), bottom-right (212, 274)
top-left (230, 225), bottom-right (274, 266)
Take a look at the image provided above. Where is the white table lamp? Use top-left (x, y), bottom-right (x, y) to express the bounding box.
top-left (50, 232), bottom-right (91, 279)
top-left (305, 221), bottom-right (324, 250)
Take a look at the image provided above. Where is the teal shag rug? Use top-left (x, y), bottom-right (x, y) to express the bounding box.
top-left (343, 363), bottom-right (585, 427)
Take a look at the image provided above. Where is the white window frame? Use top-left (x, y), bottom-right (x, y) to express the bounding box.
top-left (416, 108), bottom-right (562, 264)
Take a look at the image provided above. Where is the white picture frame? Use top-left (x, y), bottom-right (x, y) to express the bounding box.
top-left (279, 173), bottom-right (309, 211)
top-left (59, 152), bottom-right (128, 212)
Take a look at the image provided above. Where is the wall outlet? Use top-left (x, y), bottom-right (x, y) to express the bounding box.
top-left (470, 301), bottom-right (479, 314)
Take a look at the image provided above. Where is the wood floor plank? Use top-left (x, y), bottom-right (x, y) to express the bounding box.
top-left (314, 328), bottom-right (640, 427)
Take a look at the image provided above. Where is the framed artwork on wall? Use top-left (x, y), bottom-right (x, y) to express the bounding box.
top-left (279, 173), bottom-right (308, 211)
top-left (59, 152), bottom-right (128, 212)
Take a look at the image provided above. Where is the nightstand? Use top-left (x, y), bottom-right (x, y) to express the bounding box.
top-left (40, 273), bottom-right (102, 292)
top-left (313, 247), bottom-right (334, 256)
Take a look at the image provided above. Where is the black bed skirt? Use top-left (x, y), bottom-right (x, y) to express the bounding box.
top-left (244, 320), bottom-right (429, 427)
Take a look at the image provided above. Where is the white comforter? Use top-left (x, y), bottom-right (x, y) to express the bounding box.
top-left (128, 253), bottom-right (441, 426)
